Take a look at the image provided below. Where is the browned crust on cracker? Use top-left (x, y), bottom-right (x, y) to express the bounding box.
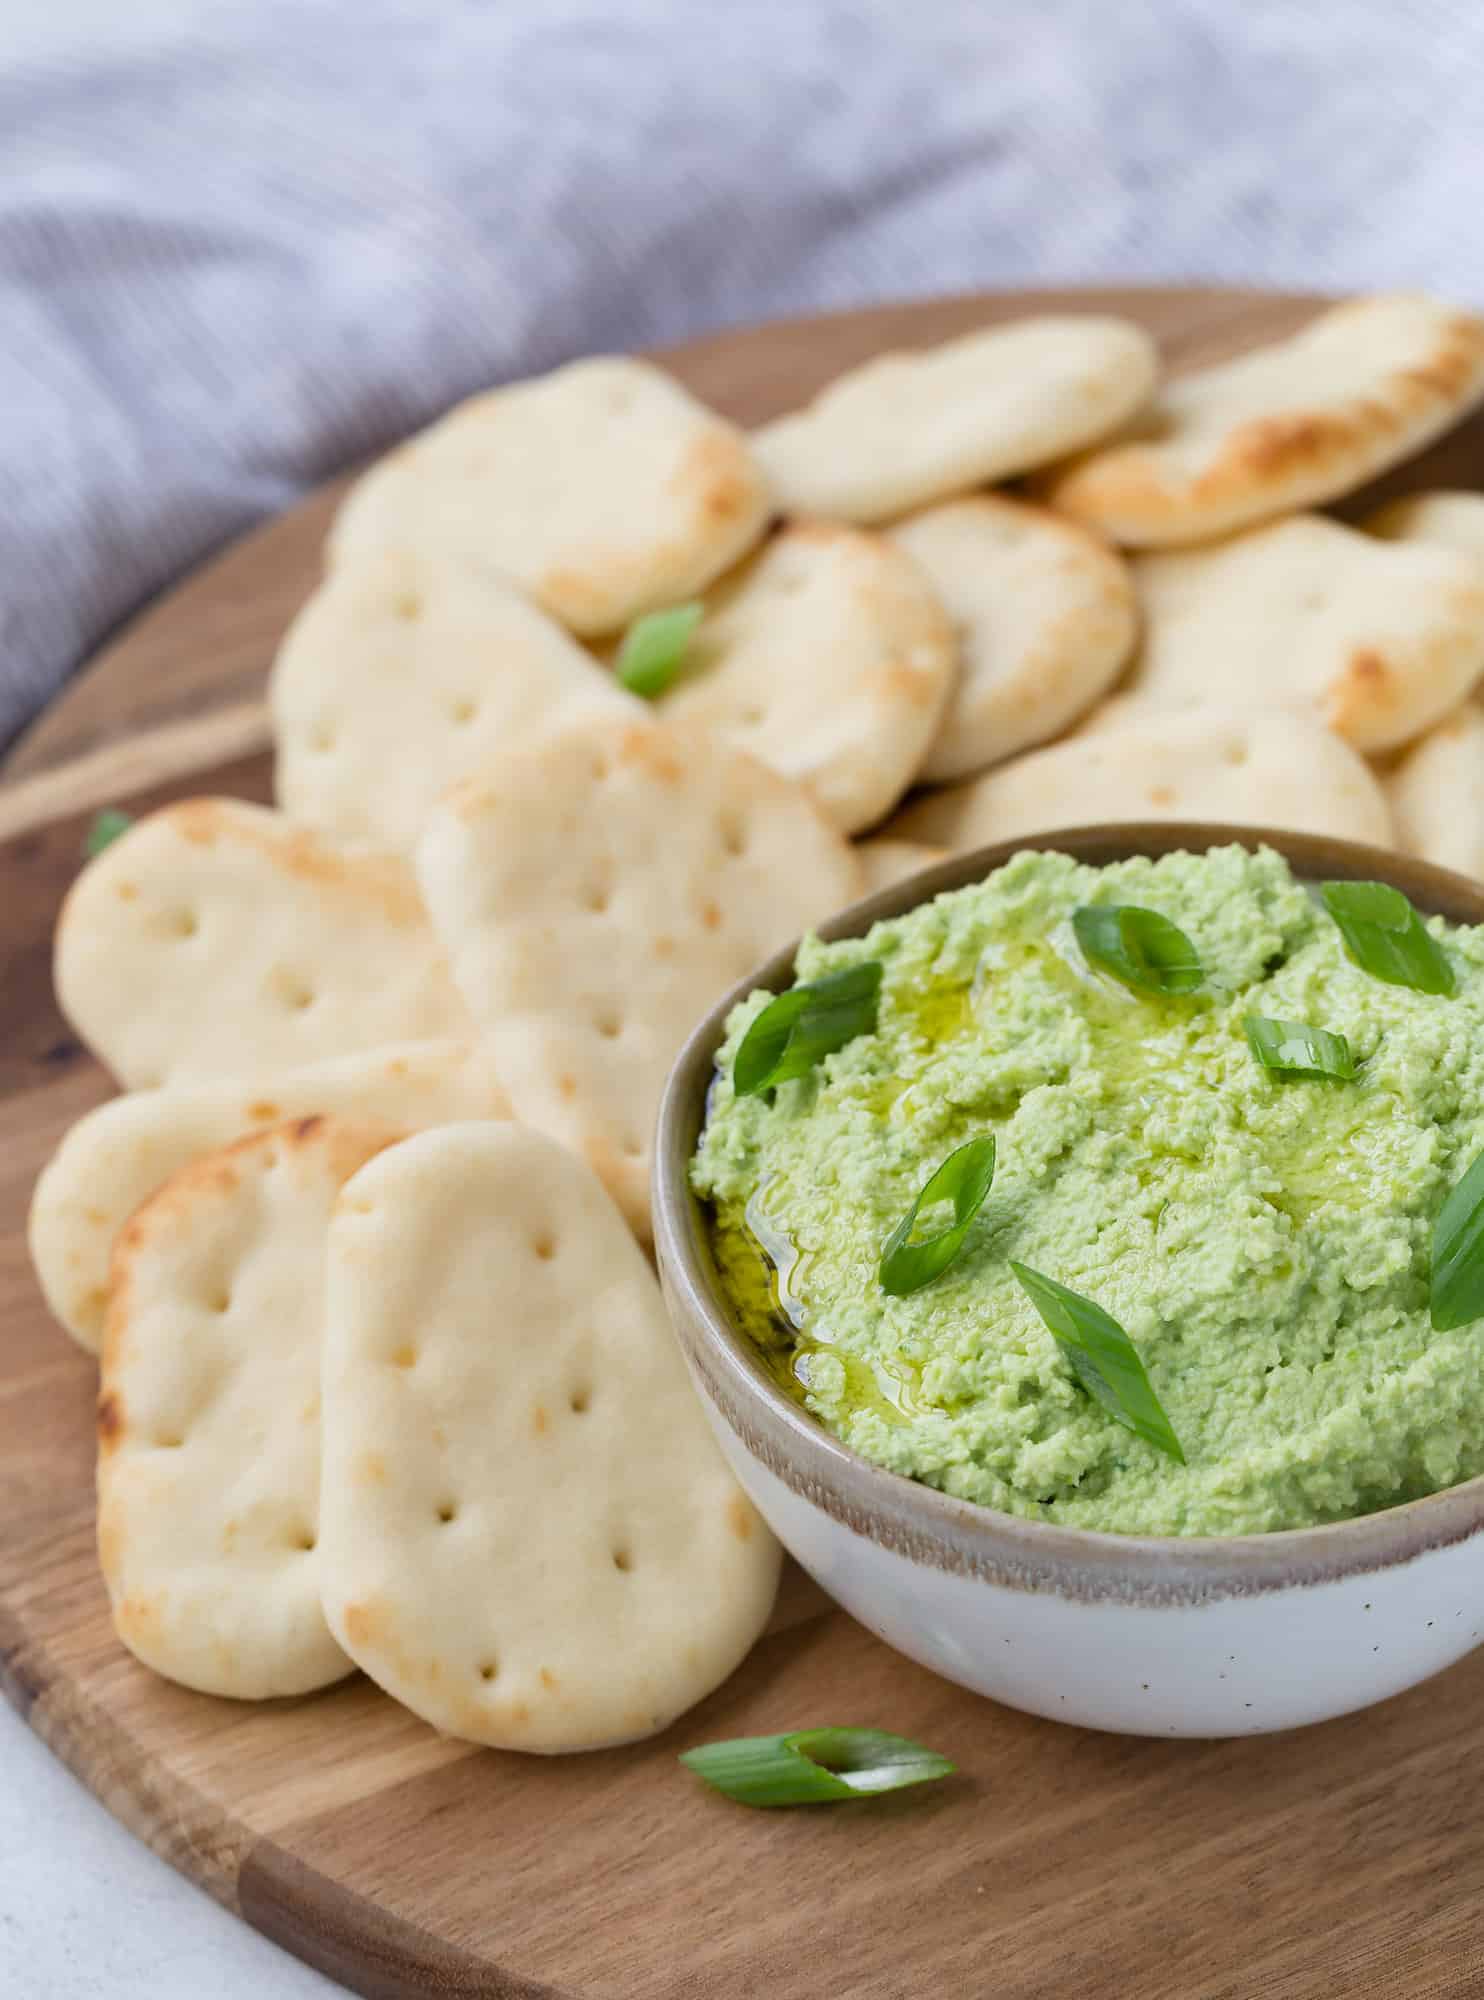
top-left (69, 797), bottom-right (432, 931)
top-left (101, 1117), bottom-right (405, 1374)
top-left (96, 1389), bottom-right (124, 1453)
top-left (670, 424), bottom-right (767, 528)
top-left (179, 800), bottom-right (431, 926)
top-left (1323, 560), bottom-right (1484, 742)
top-left (536, 411), bottom-right (768, 633)
top-left (1043, 304), bottom-right (1484, 543)
top-left (616, 722), bottom-right (687, 786)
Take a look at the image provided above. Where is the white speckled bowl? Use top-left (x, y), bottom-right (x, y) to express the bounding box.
top-left (653, 823), bottom-right (1484, 1737)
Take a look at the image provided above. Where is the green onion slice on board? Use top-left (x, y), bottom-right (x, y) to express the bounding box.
top-left (680, 1728), bottom-right (955, 1807)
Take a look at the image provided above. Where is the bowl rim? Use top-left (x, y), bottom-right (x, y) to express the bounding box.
top-left (652, 822), bottom-right (1484, 1605)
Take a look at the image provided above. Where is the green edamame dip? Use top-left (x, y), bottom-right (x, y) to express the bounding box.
top-left (691, 845), bottom-right (1484, 1536)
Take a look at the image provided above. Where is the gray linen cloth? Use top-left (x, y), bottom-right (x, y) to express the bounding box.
top-left (2, 0), bottom-right (1479, 748)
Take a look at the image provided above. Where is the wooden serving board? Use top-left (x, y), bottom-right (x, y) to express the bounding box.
top-left (7, 287), bottom-right (1484, 2000)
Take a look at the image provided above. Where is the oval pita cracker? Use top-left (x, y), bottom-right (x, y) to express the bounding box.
top-left (1118, 514), bottom-right (1484, 753)
top-left (56, 799), bottom-right (470, 1089)
top-left (654, 520), bottom-right (956, 833)
top-left (888, 707), bottom-right (1394, 850)
top-left (272, 548), bottom-right (638, 849)
top-left (319, 1123), bottom-right (780, 1752)
top-left (415, 717), bottom-right (862, 1240)
top-left (329, 357), bottom-right (771, 636)
top-left (30, 1042), bottom-right (510, 1354)
top-left (753, 316), bottom-right (1157, 523)
top-left (888, 494), bottom-right (1137, 780)
top-left (1386, 700), bottom-right (1484, 879)
top-left (97, 1116), bottom-right (399, 1699)
top-left (1039, 295), bottom-right (1484, 546)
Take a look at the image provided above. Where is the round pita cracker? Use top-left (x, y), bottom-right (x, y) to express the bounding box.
top-left (1386, 699), bottom-right (1484, 880)
top-left (415, 717), bottom-right (863, 1240)
top-left (319, 1123), bottom-right (780, 1752)
top-left (56, 799), bottom-right (470, 1089)
top-left (888, 494), bottom-right (1137, 781)
top-left (654, 520), bottom-right (956, 833)
top-left (1119, 514), bottom-right (1484, 753)
top-left (888, 707), bottom-right (1394, 851)
top-left (753, 316), bottom-right (1158, 523)
top-left (1039, 295), bottom-right (1484, 546)
top-left (330, 357), bottom-right (771, 636)
top-left (272, 547), bottom-right (637, 849)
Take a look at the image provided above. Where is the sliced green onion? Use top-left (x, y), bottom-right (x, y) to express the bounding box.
top-left (615, 602), bottom-right (703, 698)
top-left (879, 1137), bottom-right (996, 1297)
top-left (1431, 1146), bottom-right (1484, 1331)
top-left (1321, 880), bottom-right (1454, 996)
top-left (679, 1728), bottom-right (954, 1808)
top-left (733, 962), bottom-right (882, 1098)
top-left (1244, 1014), bottom-right (1356, 1082)
top-left (1072, 905), bottom-right (1203, 996)
top-left (84, 808), bottom-right (133, 859)
top-left (1010, 1262), bottom-right (1185, 1463)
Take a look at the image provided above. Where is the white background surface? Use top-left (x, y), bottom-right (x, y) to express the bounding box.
top-left (0, 1707), bottom-right (337, 1996)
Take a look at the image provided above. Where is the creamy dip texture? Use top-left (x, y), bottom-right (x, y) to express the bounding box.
top-left (691, 846), bottom-right (1484, 1536)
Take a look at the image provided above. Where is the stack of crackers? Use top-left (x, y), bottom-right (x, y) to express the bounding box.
top-left (30, 293), bottom-right (1484, 1751)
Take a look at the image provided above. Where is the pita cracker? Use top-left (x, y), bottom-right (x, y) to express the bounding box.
top-left (1386, 700), bottom-right (1484, 879)
top-left (1365, 489), bottom-right (1484, 560)
top-left (56, 799), bottom-right (470, 1089)
top-left (1040, 295), bottom-right (1484, 545)
top-left (272, 548), bottom-right (638, 848)
top-left (319, 1123), bottom-right (780, 1752)
top-left (888, 495), bottom-right (1137, 780)
top-left (97, 1117), bottom-right (398, 1699)
top-left (654, 520), bottom-right (956, 833)
top-left (753, 316), bottom-right (1157, 523)
top-left (416, 718), bottom-right (862, 1239)
top-left (889, 707), bottom-right (1394, 851)
top-left (855, 837), bottom-right (948, 896)
top-left (1118, 514), bottom-right (1484, 753)
top-left (329, 357), bottom-right (771, 636)
top-left (30, 1041), bottom-right (510, 1354)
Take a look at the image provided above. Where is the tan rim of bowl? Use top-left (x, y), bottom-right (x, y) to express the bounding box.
top-left (654, 823), bottom-right (1484, 1607)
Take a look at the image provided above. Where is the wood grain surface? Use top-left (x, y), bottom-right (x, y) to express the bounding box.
top-left (6, 288), bottom-right (1484, 1999)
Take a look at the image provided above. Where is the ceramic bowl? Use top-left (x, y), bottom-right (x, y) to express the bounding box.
top-left (653, 823), bottom-right (1484, 1738)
